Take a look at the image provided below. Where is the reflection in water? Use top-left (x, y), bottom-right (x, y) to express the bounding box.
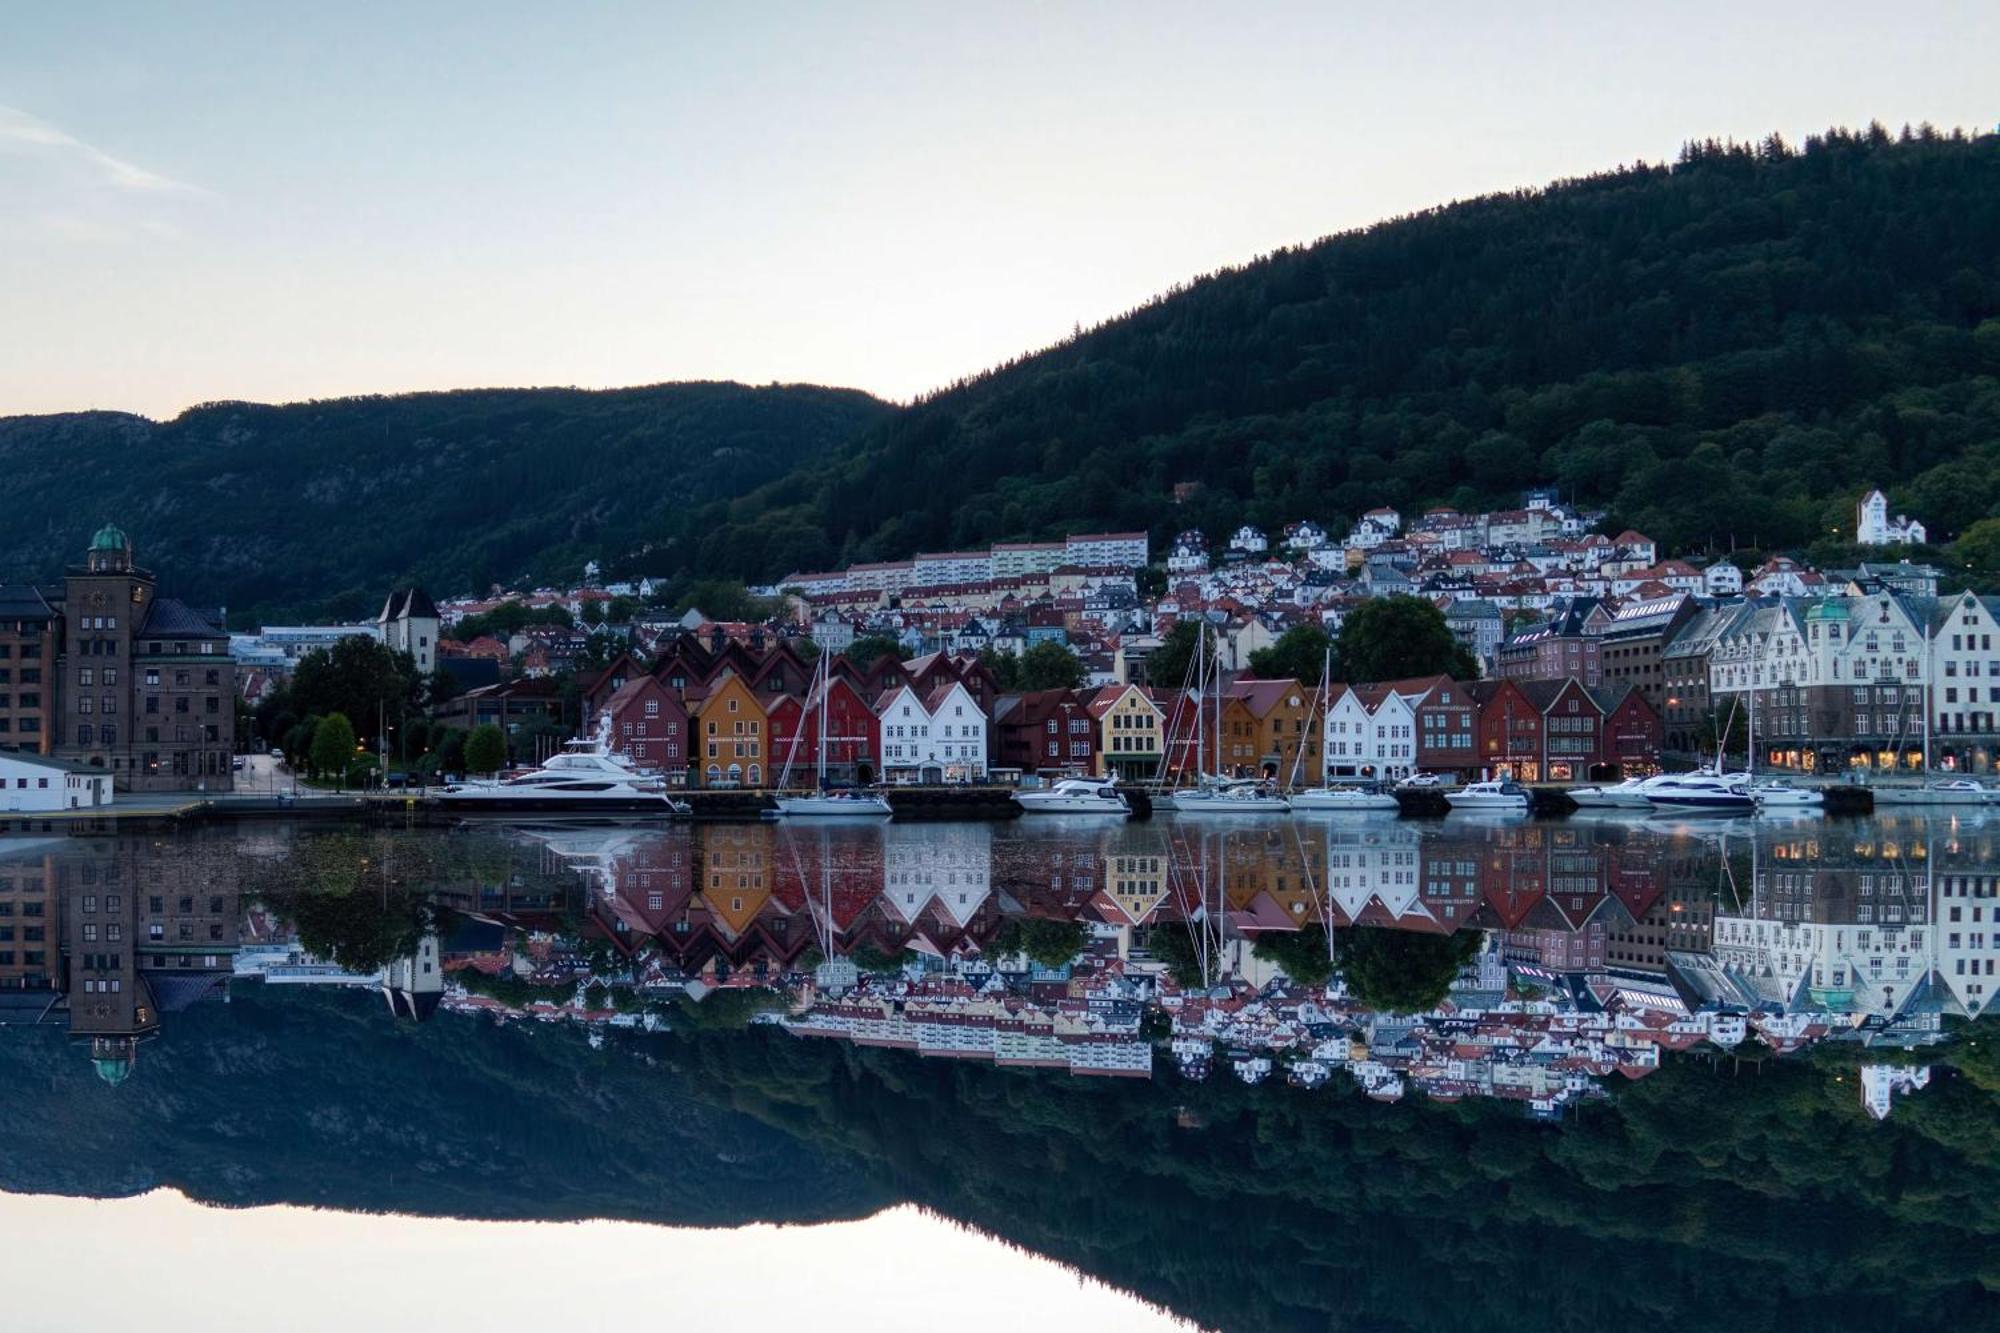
top-left (1, 814), bottom-right (1996, 1332)
top-left (2, 815), bottom-right (1991, 1104)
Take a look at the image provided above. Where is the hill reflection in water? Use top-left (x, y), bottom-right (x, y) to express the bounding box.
top-left (0, 813), bottom-right (1994, 1332)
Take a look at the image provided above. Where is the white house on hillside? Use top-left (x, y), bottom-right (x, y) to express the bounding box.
top-left (1857, 488), bottom-right (1927, 546)
top-left (1227, 525), bottom-right (1268, 556)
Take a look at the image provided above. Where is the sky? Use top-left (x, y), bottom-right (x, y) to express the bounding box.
top-left (0, 1191), bottom-right (1191, 1331)
top-left (3, 2), bottom-right (1997, 420)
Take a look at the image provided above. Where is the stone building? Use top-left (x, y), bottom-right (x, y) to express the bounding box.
top-left (53, 525), bottom-right (236, 791)
top-left (0, 583), bottom-right (58, 755)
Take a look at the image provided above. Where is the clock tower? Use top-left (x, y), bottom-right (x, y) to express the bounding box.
top-left (57, 525), bottom-right (156, 784)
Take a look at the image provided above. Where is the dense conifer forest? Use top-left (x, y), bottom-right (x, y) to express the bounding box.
top-left (709, 126), bottom-right (2000, 581)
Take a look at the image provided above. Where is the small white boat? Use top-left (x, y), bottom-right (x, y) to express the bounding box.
top-left (1751, 781), bottom-right (1824, 811)
top-left (1290, 784), bottom-right (1401, 813)
top-left (1012, 776), bottom-right (1131, 816)
top-left (1643, 771), bottom-right (1754, 813)
top-left (773, 789), bottom-right (894, 817)
top-left (1567, 777), bottom-right (1653, 809)
top-left (1169, 779), bottom-right (1292, 814)
top-left (1444, 779), bottom-right (1531, 813)
top-left (1867, 778), bottom-right (1990, 807)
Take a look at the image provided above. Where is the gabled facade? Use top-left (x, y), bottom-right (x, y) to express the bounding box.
top-left (1522, 678), bottom-right (1606, 782)
top-left (1088, 684), bottom-right (1164, 780)
top-left (603, 675), bottom-right (690, 782)
top-left (769, 674), bottom-right (881, 785)
top-left (1227, 679), bottom-right (1317, 783)
top-left (1323, 685), bottom-right (1414, 781)
top-left (693, 670), bottom-right (768, 787)
top-left (1929, 592), bottom-right (2000, 772)
top-left (1000, 689), bottom-right (1097, 775)
top-left (1470, 679), bottom-right (1545, 781)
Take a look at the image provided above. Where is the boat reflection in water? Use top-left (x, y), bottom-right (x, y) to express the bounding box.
top-left (1, 813), bottom-right (1995, 1333)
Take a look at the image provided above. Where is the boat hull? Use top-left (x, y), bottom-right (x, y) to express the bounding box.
top-left (1868, 787), bottom-right (1988, 806)
top-left (1012, 794), bottom-right (1130, 816)
top-left (1168, 795), bottom-right (1292, 813)
top-left (1290, 792), bottom-right (1400, 813)
top-left (1567, 789), bottom-right (1652, 809)
top-left (1645, 795), bottom-right (1755, 812)
top-left (433, 792), bottom-right (688, 814)
top-left (774, 795), bottom-right (894, 817)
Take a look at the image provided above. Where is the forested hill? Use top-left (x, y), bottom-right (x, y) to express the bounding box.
top-left (697, 126), bottom-right (2000, 580)
top-left (0, 382), bottom-right (890, 622)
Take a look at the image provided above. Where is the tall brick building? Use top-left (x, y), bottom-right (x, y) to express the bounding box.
top-left (52, 525), bottom-right (236, 792)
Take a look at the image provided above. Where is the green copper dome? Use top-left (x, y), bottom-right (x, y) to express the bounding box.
top-left (89, 523), bottom-right (129, 552)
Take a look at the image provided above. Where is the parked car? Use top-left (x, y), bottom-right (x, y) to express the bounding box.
top-left (268, 747), bottom-right (284, 759)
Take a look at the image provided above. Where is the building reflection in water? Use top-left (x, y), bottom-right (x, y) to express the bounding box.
top-left (1, 811), bottom-right (1994, 1112)
top-left (0, 824), bottom-right (246, 1084)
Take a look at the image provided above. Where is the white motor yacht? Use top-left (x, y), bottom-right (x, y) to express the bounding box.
top-left (1566, 777), bottom-right (1653, 809)
top-left (1168, 779), bottom-right (1292, 814)
top-left (1290, 784), bottom-right (1401, 813)
top-left (1642, 771), bottom-right (1754, 813)
top-left (1443, 779), bottom-right (1531, 813)
top-left (435, 715), bottom-right (690, 814)
top-left (1012, 776), bottom-right (1132, 816)
top-left (1867, 777), bottom-right (1990, 807)
top-left (1751, 781), bottom-right (1825, 811)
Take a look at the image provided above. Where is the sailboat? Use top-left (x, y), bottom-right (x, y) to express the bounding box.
top-left (1292, 646), bottom-right (1399, 813)
top-left (1168, 623), bottom-right (1291, 813)
top-left (774, 652), bottom-right (893, 817)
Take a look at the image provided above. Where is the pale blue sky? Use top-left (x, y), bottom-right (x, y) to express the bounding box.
top-left (3, 2), bottom-right (1996, 419)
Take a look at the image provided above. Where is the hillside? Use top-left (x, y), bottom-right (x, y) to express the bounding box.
top-left (0, 381), bottom-right (891, 621)
top-left (696, 126), bottom-right (2000, 579)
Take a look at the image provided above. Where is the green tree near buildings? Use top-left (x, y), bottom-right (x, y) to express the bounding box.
top-left (1251, 926), bottom-right (1335, 988)
top-left (285, 636), bottom-right (424, 748)
top-left (1017, 641), bottom-right (1086, 690)
top-left (308, 712), bottom-right (358, 786)
top-left (1246, 622), bottom-right (1333, 684)
top-left (978, 647), bottom-right (1023, 691)
top-left (1144, 621), bottom-right (1208, 689)
top-left (993, 917), bottom-right (1090, 969)
top-left (433, 728), bottom-right (467, 775)
top-left (983, 641), bottom-right (1088, 691)
top-left (844, 635), bottom-right (904, 669)
top-left (1335, 596), bottom-right (1477, 683)
top-left (465, 723), bottom-right (508, 776)
top-left (451, 601), bottom-right (573, 644)
top-left (1334, 928), bottom-right (1480, 1014)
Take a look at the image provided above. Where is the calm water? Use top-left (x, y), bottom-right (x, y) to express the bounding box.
top-left (0, 812), bottom-right (1994, 1332)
